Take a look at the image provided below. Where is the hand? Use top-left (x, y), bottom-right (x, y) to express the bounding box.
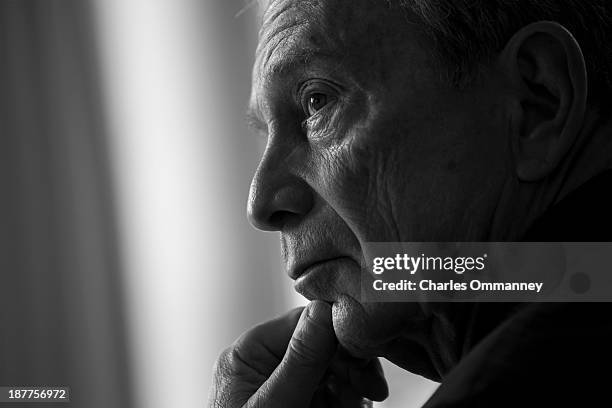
top-left (208, 300), bottom-right (388, 407)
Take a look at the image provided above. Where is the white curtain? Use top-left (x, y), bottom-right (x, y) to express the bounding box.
top-left (0, 2), bottom-right (132, 407)
top-left (93, 1), bottom-right (291, 408)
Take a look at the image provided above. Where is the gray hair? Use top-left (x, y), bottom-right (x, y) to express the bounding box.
top-left (397, 0), bottom-right (612, 107)
top-left (255, 0), bottom-right (612, 107)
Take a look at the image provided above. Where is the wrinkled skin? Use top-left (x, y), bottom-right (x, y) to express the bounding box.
top-left (247, 0), bottom-right (510, 365)
top-left (210, 0), bottom-right (611, 406)
top-left (209, 302), bottom-right (388, 407)
top-left (210, 0), bottom-right (536, 407)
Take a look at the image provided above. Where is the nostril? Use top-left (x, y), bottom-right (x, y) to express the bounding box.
top-left (268, 211), bottom-right (294, 229)
top-left (247, 173), bottom-right (314, 231)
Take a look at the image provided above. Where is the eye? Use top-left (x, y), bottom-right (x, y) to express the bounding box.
top-left (306, 93), bottom-right (329, 116)
top-left (298, 81), bottom-right (338, 119)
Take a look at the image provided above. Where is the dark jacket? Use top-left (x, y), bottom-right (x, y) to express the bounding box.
top-left (423, 170), bottom-right (612, 407)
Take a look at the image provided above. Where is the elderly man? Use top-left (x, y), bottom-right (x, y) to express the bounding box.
top-left (209, 0), bottom-right (612, 406)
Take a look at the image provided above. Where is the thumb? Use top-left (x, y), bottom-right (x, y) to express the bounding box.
top-left (248, 300), bottom-right (337, 407)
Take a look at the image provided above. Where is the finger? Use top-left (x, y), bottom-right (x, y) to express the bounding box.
top-left (325, 374), bottom-right (369, 407)
top-left (208, 307), bottom-right (306, 408)
top-left (328, 351), bottom-right (388, 401)
top-left (313, 376), bottom-right (375, 408)
top-left (323, 387), bottom-right (364, 408)
top-left (310, 384), bottom-right (331, 408)
top-left (248, 300), bottom-right (338, 408)
top-left (348, 358), bottom-right (388, 401)
top-left (236, 306), bottom-right (304, 357)
top-left (231, 306), bottom-right (304, 375)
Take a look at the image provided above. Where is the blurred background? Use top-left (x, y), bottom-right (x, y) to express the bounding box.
top-left (0, 1), bottom-right (437, 407)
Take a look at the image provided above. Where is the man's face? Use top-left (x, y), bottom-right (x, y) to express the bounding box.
top-left (247, 0), bottom-right (511, 358)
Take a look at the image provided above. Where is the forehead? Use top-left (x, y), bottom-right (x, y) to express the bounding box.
top-left (256, 0), bottom-right (354, 63)
top-left (249, 0), bottom-right (434, 119)
top-left (257, 0), bottom-right (423, 75)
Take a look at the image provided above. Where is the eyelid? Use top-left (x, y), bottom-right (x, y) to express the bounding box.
top-left (297, 78), bottom-right (340, 103)
top-left (300, 102), bottom-right (336, 132)
top-left (296, 79), bottom-right (340, 119)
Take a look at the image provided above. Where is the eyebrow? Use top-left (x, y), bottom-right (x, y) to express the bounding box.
top-left (265, 48), bottom-right (342, 80)
top-left (271, 46), bottom-right (334, 72)
top-left (246, 50), bottom-right (345, 131)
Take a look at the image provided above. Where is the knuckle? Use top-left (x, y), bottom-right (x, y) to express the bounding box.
top-left (233, 327), bottom-right (282, 373)
top-left (237, 324), bottom-right (266, 348)
top-left (209, 348), bottom-right (236, 408)
top-left (213, 346), bottom-right (235, 375)
top-left (286, 334), bottom-right (321, 369)
top-left (219, 342), bottom-right (271, 381)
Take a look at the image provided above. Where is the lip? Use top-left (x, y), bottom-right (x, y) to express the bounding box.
top-left (293, 256), bottom-right (356, 301)
top-left (289, 256), bottom-right (349, 280)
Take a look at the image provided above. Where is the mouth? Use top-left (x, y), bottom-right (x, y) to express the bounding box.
top-left (290, 256), bottom-right (350, 280)
top-left (293, 256), bottom-right (356, 301)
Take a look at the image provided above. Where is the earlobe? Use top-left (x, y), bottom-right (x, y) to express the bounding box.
top-left (498, 21), bottom-right (588, 182)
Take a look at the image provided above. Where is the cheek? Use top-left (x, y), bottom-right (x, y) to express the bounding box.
top-left (309, 111), bottom-right (510, 242)
top-left (306, 133), bottom-right (449, 244)
top-left (306, 134), bottom-right (408, 244)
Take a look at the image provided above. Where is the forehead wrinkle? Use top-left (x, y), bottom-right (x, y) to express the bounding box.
top-left (257, 0), bottom-right (337, 74)
top-left (256, 0), bottom-right (412, 94)
top-left (264, 48), bottom-right (340, 81)
top-left (258, 0), bottom-right (306, 54)
top-left (260, 0), bottom-right (324, 34)
top-left (259, 20), bottom-right (309, 74)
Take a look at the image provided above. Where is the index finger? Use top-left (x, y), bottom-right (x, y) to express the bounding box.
top-left (232, 306), bottom-right (305, 372)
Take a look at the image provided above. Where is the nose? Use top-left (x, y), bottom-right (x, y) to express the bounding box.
top-left (247, 147), bottom-right (314, 231)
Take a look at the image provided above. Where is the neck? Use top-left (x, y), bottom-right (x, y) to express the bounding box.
top-left (386, 111), bottom-right (612, 380)
top-left (555, 109), bottom-right (612, 200)
top-left (490, 109), bottom-right (612, 240)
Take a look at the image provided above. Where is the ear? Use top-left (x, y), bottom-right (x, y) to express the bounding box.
top-left (498, 21), bottom-right (587, 181)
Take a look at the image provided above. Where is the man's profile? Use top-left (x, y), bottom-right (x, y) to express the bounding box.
top-left (209, 0), bottom-right (612, 406)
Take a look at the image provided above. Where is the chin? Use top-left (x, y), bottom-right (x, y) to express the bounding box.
top-left (330, 295), bottom-right (421, 358)
top-left (331, 295), bottom-right (380, 358)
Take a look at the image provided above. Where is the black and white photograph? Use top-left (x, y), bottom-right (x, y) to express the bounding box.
top-left (1, 1), bottom-right (612, 407)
